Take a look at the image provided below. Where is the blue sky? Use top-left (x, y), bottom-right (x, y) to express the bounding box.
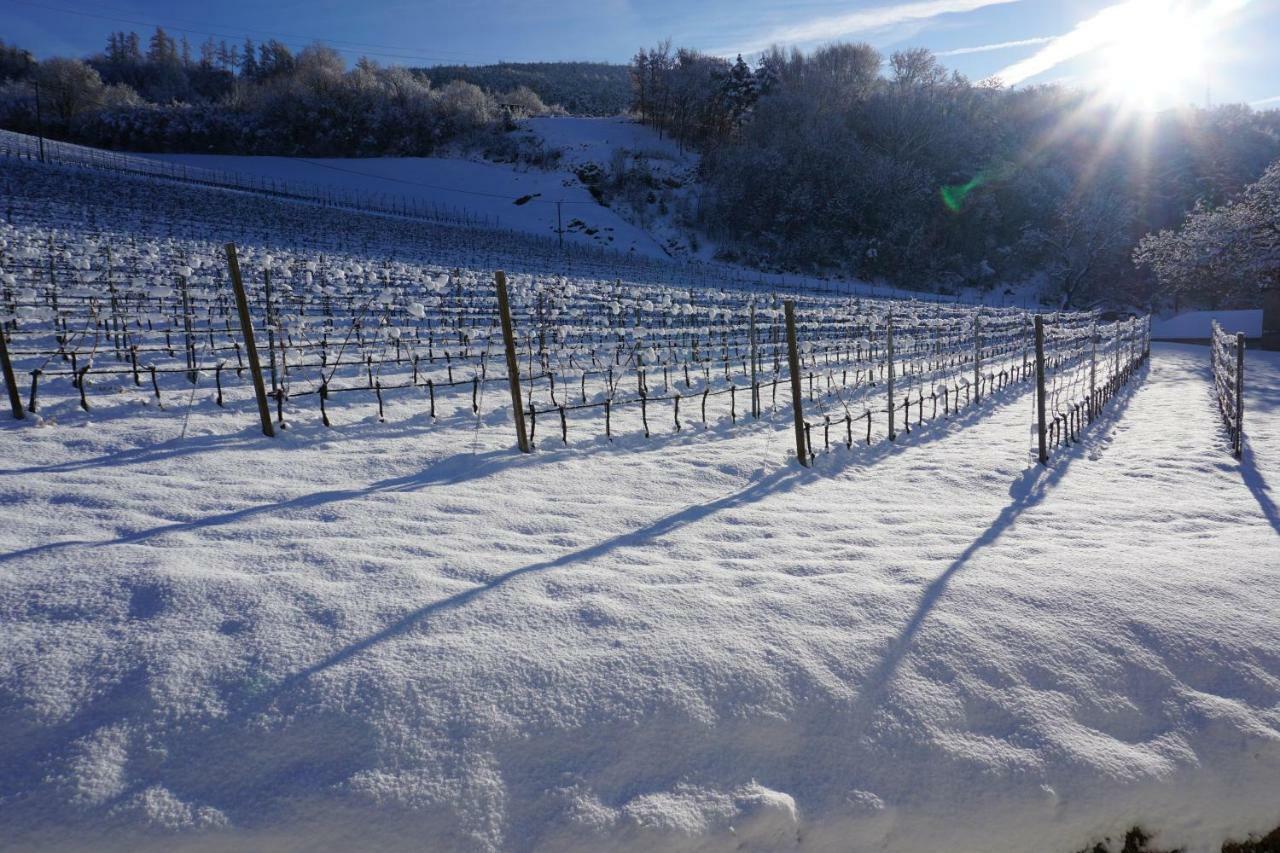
top-left (4, 0), bottom-right (1279, 107)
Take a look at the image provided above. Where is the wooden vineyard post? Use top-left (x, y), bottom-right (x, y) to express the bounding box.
top-left (1114, 319), bottom-right (1121, 380)
top-left (1235, 332), bottom-right (1245, 458)
top-left (495, 271), bottom-right (531, 453)
top-left (264, 268), bottom-right (279, 395)
top-left (973, 311), bottom-right (982, 404)
top-left (224, 243), bottom-right (276, 438)
top-left (1088, 319), bottom-right (1098, 416)
top-left (180, 273), bottom-right (196, 383)
top-left (783, 299), bottom-right (809, 468)
top-left (886, 308), bottom-right (896, 440)
top-left (1034, 315), bottom-right (1047, 465)
top-left (749, 301), bottom-right (759, 418)
top-left (0, 321), bottom-right (24, 419)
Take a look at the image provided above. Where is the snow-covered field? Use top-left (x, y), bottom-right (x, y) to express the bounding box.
top-left (1, 154), bottom-right (1279, 853)
top-left (2, 340), bottom-right (1278, 852)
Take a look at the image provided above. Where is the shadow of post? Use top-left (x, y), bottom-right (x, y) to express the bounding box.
top-left (852, 363), bottom-right (1146, 709)
top-left (1239, 445), bottom-right (1280, 536)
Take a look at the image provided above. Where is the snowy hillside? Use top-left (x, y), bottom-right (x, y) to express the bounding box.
top-left (139, 116), bottom-right (707, 262)
top-left (138, 146), bottom-right (671, 259)
top-left (2, 153), bottom-right (1279, 853)
top-left (525, 117), bottom-right (707, 260)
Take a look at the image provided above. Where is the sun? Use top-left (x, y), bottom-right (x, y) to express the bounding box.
top-left (1097, 3), bottom-right (1207, 110)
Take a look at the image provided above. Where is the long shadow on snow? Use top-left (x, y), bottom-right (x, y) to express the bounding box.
top-left (854, 363), bottom-right (1147, 708)
top-left (1236, 345), bottom-right (1280, 534)
top-left (1179, 341), bottom-right (1280, 537)
top-left (268, 376), bottom-right (1040, 690)
top-left (0, 375), bottom-right (1046, 819)
top-left (0, 372), bottom-right (1037, 564)
top-left (0, 446), bottom-right (546, 564)
top-left (0, 404), bottom-right (502, 477)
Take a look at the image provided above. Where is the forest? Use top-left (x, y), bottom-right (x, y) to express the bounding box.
top-left (630, 41), bottom-right (1280, 306)
top-left (415, 62), bottom-right (630, 115)
top-left (0, 32), bottom-right (557, 157)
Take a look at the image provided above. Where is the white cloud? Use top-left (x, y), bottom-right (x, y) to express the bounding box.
top-left (988, 0), bottom-right (1252, 86)
top-left (1251, 94), bottom-right (1280, 107)
top-left (936, 35), bottom-right (1056, 56)
top-left (723, 0), bottom-right (1023, 56)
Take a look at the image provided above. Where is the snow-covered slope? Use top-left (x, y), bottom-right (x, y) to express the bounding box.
top-left (525, 116), bottom-right (706, 260)
top-left (140, 117), bottom-right (708, 263)
top-left (138, 150), bottom-right (669, 258)
top-left (2, 343), bottom-right (1278, 852)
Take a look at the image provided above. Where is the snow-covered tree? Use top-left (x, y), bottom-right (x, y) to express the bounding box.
top-left (1135, 159), bottom-right (1280, 308)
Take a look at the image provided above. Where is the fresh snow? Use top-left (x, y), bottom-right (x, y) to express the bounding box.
top-left (1, 343), bottom-right (1278, 852)
top-left (137, 117), bottom-right (696, 261)
top-left (138, 150), bottom-right (670, 258)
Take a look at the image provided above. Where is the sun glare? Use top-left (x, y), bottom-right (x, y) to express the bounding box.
top-left (1098, 4), bottom-right (1208, 110)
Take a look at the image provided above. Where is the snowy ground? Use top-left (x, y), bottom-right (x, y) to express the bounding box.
top-left (1, 343), bottom-right (1277, 852)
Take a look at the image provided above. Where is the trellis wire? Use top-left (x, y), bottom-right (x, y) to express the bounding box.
top-left (1032, 313), bottom-right (1151, 462)
top-left (0, 154), bottom-right (1141, 466)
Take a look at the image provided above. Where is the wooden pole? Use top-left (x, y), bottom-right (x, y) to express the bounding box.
top-left (749, 301), bottom-right (759, 418)
top-left (0, 323), bottom-right (24, 419)
top-left (973, 311), bottom-right (982, 404)
top-left (33, 81), bottom-right (46, 165)
top-left (263, 268), bottom-right (278, 395)
top-left (1088, 319), bottom-right (1097, 415)
top-left (1235, 331), bottom-right (1245, 458)
top-left (886, 308), bottom-right (896, 440)
top-left (225, 243), bottom-right (275, 438)
top-left (180, 274), bottom-right (196, 383)
top-left (1035, 315), bottom-right (1047, 465)
top-left (495, 271), bottom-right (530, 453)
top-left (783, 299), bottom-right (809, 467)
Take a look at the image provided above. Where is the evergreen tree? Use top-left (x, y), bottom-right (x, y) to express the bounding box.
top-left (147, 26), bottom-right (178, 66)
top-left (240, 39), bottom-right (258, 79)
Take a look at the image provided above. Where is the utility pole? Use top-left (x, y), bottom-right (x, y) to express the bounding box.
top-left (33, 81), bottom-right (46, 164)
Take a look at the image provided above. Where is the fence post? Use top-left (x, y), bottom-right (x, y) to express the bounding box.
top-left (1235, 332), bottom-right (1245, 458)
top-left (1034, 315), bottom-right (1047, 465)
top-left (263, 268), bottom-right (279, 395)
top-left (783, 299), bottom-right (809, 467)
top-left (180, 274), bottom-right (196, 384)
top-left (496, 271), bottom-right (531, 453)
top-left (973, 311), bottom-right (982, 404)
top-left (225, 243), bottom-right (275, 438)
top-left (749, 301), bottom-right (759, 418)
top-left (887, 308), bottom-right (896, 440)
top-left (0, 322), bottom-right (24, 419)
top-left (1088, 319), bottom-right (1097, 415)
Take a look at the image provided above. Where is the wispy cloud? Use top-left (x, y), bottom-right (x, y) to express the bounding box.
top-left (1251, 94), bottom-right (1280, 107)
top-left (725, 0), bottom-right (1023, 57)
top-left (986, 1), bottom-right (1143, 85)
top-left (936, 35), bottom-right (1056, 56)
top-left (988, 0), bottom-right (1252, 86)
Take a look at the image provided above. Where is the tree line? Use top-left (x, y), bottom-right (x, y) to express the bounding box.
top-left (630, 41), bottom-right (1280, 307)
top-left (415, 62), bottom-right (630, 116)
top-left (0, 30), bottom-right (557, 157)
